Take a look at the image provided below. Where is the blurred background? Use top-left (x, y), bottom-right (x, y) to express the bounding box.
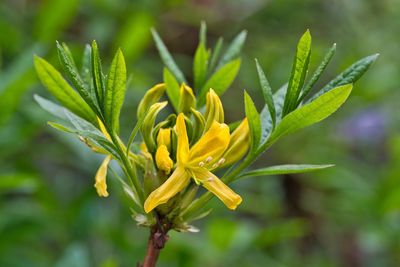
top-left (0, 0), bottom-right (399, 266)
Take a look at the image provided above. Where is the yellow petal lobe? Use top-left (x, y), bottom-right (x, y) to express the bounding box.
top-left (192, 168), bottom-right (242, 210)
top-left (188, 121), bottom-right (230, 166)
top-left (175, 114), bottom-right (190, 164)
top-left (144, 167), bottom-right (190, 213)
top-left (94, 155), bottom-right (112, 197)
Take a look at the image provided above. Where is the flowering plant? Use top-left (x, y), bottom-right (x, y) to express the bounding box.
top-left (34, 23), bottom-right (377, 266)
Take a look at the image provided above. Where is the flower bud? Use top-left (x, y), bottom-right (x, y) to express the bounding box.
top-left (190, 108), bottom-right (205, 142)
top-left (157, 128), bottom-right (172, 151)
top-left (140, 101), bottom-right (168, 153)
top-left (204, 89), bottom-right (224, 130)
top-left (219, 118), bottom-right (250, 168)
top-left (137, 83), bottom-right (166, 118)
top-left (178, 84), bottom-right (196, 114)
top-left (155, 144), bottom-right (173, 174)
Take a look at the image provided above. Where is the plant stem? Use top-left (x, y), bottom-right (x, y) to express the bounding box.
top-left (140, 218), bottom-right (170, 267)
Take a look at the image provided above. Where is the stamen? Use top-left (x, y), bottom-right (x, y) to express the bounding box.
top-left (212, 163), bottom-right (218, 168)
top-left (198, 161), bottom-right (205, 167)
top-left (205, 156), bottom-right (213, 163)
top-left (218, 158), bottom-right (226, 165)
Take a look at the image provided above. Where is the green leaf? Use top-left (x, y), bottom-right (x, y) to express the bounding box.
top-left (260, 84), bottom-right (287, 144)
top-left (267, 84), bottom-right (353, 147)
top-left (199, 21), bottom-right (207, 46)
top-left (36, 95), bottom-right (119, 159)
top-left (91, 40), bottom-right (105, 109)
top-left (282, 30), bottom-right (312, 116)
top-left (217, 30), bottom-right (246, 69)
top-left (298, 43), bottom-right (336, 104)
top-left (237, 164), bottom-right (334, 180)
top-left (309, 53), bottom-right (379, 102)
top-left (49, 120), bottom-right (119, 160)
top-left (255, 59), bottom-right (276, 128)
top-left (244, 91), bottom-right (261, 151)
top-left (193, 43), bottom-right (209, 91)
top-left (34, 94), bottom-right (69, 120)
top-left (151, 28), bottom-right (187, 84)
top-left (208, 37), bottom-right (223, 74)
top-left (81, 44), bottom-right (92, 87)
top-left (125, 115), bottom-right (146, 157)
top-left (105, 49), bottom-right (127, 133)
top-left (199, 58), bottom-right (241, 106)
top-left (163, 68), bottom-right (180, 111)
top-left (56, 41), bottom-right (100, 115)
top-left (34, 56), bottom-right (97, 125)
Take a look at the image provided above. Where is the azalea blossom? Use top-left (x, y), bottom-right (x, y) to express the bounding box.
top-left (144, 113), bottom-right (242, 213)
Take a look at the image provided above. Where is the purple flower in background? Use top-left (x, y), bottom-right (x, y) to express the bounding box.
top-left (340, 108), bottom-right (387, 145)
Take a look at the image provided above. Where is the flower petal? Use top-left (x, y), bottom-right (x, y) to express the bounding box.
top-left (144, 167), bottom-right (190, 213)
top-left (94, 155), bottom-right (112, 197)
top-left (176, 113), bottom-right (190, 164)
top-left (188, 121), bottom-right (230, 166)
top-left (192, 168), bottom-right (242, 210)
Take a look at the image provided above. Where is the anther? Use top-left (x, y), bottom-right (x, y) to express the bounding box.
top-left (207, 177), bottom-right (214, 182)
top-left (198, 161), bottom-right (205, 167)
top-left (212, 163), bottom-right (218, 168)
top-left (205, 156), bottom-right (213, 163)
top-left (218, 158), bottom-right (226, 165)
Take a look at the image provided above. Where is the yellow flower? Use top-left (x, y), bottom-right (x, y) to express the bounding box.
top-left (144, 113), bottom-right (242, 213)
top-left (94, 155), bottom-right (112, 197)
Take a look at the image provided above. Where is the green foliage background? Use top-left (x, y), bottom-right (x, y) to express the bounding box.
top-left (0, 0), bottom-right (399, 266)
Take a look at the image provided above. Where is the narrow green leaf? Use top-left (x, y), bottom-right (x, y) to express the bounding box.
top-left (91, 40), bottom-right (105, 109)
top-left (34, 56), bottom-right (97, 125)
top-left (47, 121), bottom-right (74, 133)
top-left (298, 43), bottom-right (336, 104)
top-left (208, 37), bottom-right (223, 74)
top-left (49, 119), bottom-right (120, 160)
top-left (309, 53), bottom-right (379, 102)
top-left (244, 91), bottom-right (261, 151)
top-left (193, 43), bottom-right (209, 91)
top-left (267, 84), bottom-right (353, 147)
top-left (105, 49), bottom-right (127, 133)
top-left (199, 58), bottom-right (241, 106)
top-left (217, 30), bottom-right (247, 68)
top-left (56, 41), bottom-right (100, 115)
top-left (125, 115), bottom-right (146, 157)
top-left (163, 68), bottom-right (180, 111)
top-left (199, 21), bottom-right (207, 46)
top-left (237, 164), bottom-right (334, 180)
top-left (255, 59), bottom-right (276, 128)
top-left (34, 94), bottom-right (69, 120)
top-left (151, 28), bottom-right (187, 84)
top-left (260, 84), bottom-right (287, 144)
top-left (36, 95), bottom-right (119, 159)
top-left (282, 30), bottom-right (312, 116)
top-left (81, 44), bottom-right (92, 87)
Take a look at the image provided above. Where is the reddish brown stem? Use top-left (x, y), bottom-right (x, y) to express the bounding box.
top-left (139, 223), bottom-right (169, 267)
